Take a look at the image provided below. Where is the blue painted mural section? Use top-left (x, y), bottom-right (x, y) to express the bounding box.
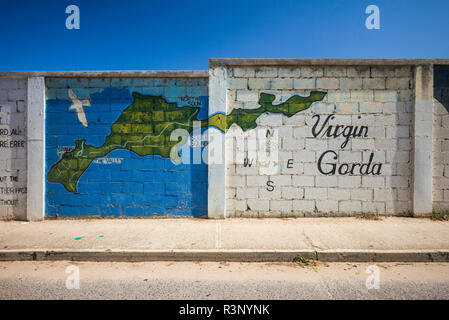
top-left (45, 78), bottom-right (208, 217)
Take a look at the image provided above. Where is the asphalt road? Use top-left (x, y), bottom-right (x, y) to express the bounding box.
top-left (1, 261), bottom-right (449, 300)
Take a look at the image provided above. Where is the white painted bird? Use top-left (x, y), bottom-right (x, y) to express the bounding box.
top-left (68, 88), bottom-right (91, 128)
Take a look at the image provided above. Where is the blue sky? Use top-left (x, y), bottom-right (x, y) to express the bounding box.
top-left (0, 0), bottom-right (448, 71)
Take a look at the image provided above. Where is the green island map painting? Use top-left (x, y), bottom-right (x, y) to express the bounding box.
top-left (47, 91), bottom-right (326, 193)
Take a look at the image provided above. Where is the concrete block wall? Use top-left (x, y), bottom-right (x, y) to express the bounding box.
top-left (0, 78), bottom-right (27, 220)
top-left (0, 60), bottom-right (448, 220)
top-left (222, 64), bottom-right (414, 217)
top-left (433, 65), bottom-right (449, 211)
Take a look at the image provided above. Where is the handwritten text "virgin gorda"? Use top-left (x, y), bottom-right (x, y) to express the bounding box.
top-left (312, 114), bottom-right (382, 176)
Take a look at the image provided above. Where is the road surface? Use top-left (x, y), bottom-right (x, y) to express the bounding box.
top-left (1, 261), bottom-right (448, 299)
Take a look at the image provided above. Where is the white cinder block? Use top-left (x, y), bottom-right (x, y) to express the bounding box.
top-left (312, 102), bottom-right (334, 113)
top-left (324, 66), bottom-right (346, 77)
top-left (315, 175), bottom-right (338, 187)
top-left (395, 67), bottom-right (412, 77)
top-left (339, 201), bottom-right (362, 212)
top-left (226, 187), bottom-right (236, 199)
top-left (8, 89), bottom-right (26, 101)
top-left (359, 102), bottom-right (382, 113)
top-left (340, 78), bottom-right (363, 89)
top-left (259, 187), bottom-right (282, 200)
top-left (386, 78), bottom-right (410, 90)
top-left (386, 176), bottom-right (409, 188)
top-left (397, 189), bottom-right (411, 201)
top-left (361, 176), bottom-right (385, 188)
top-left (233, 67), bottom-right (255, 77)
top-left (335, 102), bottom-right (359, 114)
top-left (350, 189), bottom-right (373, 201)
top-left (292, 175), bottom-right (315, 187)
top-left (236, 164), bottom-right (259, 175)
top-left (371, 66), bottom-right (396, 77)
top-left (236, 90), bottom-right (258, 102)
top-left (270, 78), bottom-right (293, 89)
top-left (236, 187), bottom-right (258, 199)
top-left (375, 139), bottom-right (399, 151)
top-left (339, 151), bottom-right (362, 162)
top-left (305, 138), bottom-right (327, 151)
top-left (317, 78), bottom-right (339, 89)
top-left (386, 201), bottom-right (411, 214)
top-left (283, 136), bottom-right (305, 150)
top-left (374, 90), bottom-right (398, 102)
top-left (255, 67), bottom-right (278, 78)
top-left (362, 78), bottom-right (386, 90)
top-left (233, 199), bottom-right (248, 212)
top-left (338, 176), bottom-right (361, 188)
top-left (247, 199), bottom-right (269, 211)
top-left (347, 66), bottom-right (370, 77)
top-left (294, 150), bottom-right (316, 162)
top-left (227, 175), bottom-right (246, 187)
top-left (328, 188), bottom-right (351, 200)
top-left (351, 139), bottom-right (375, 150)
top-left (433, 190), bottom-right (444, 202)
top-left (386, 126), bottom-right (410, 138)
top-left (304, 187), bottom-right (327, 200)
top-left (281, 186), bottom-right (304, 200)
top-left (386, 151), bottom-right (410, 163)
top-left (362, 202), bottom-right (386, 214)
top-left (293, 126), bottom-right (309, 138)
top-left (292, 200), bottom-right (315, 211)
top-left (271, 175), bottom-right (292, 186)
top-left (247, 78), bottom-right (270, 90)
top-left (278, 67), bottom-right (300, 77)
top-left (300, 66), bottom-right (323, 77)
top-left (0, 79), bottom-right (18, 89)
top-left (327, 90), bottom-right (351, 102)
top-left (247, 176), bottom-right (268, 187)
top-left (228, 78), bottom-right (248, 89)
top-left (316, 200), bottom-right (339, 212)
top-left (293, 78), bottom-right (316, 89)
top-left (270, 200), bottom-right (293, 211)
top-left (350, 90), bottom-right (374, 102)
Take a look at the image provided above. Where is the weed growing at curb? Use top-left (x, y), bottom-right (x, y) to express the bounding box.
top-left (431, 209), bottom-right (449, 221)
top-left (292, 254), bottom-right (317, 266)
top-left (357, 213), bottom-right (383, 221)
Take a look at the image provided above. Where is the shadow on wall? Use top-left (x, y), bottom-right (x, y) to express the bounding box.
top-left (434, 65), bottom-right (449, 112)
top-left (389, 98), bottom-right (413, 216)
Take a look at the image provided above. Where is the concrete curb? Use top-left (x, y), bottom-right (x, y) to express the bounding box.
top-left (1, 249), bottom-right (449, 262)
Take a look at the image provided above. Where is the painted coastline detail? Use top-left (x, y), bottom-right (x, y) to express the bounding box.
top-left (47, 90), bottom-right (326, 193)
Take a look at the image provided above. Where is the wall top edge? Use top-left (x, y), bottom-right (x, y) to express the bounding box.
top-left (0, 70), bottom-right (209, 79)
top-left (209, 58), bottom-right (449, 67)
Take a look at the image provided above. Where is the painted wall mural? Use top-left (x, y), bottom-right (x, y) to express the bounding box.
top-left (45, 78), bottom-right (209, 217)
top-left (45, 77), bottom-right (327, 218)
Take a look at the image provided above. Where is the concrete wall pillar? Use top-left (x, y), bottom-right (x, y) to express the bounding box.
top-left (413, 65), bottom-right (434, 216)
top-left (26, 77), bottom-right (45, 221)
top-left (207, 67), bottom-right (227, 218)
